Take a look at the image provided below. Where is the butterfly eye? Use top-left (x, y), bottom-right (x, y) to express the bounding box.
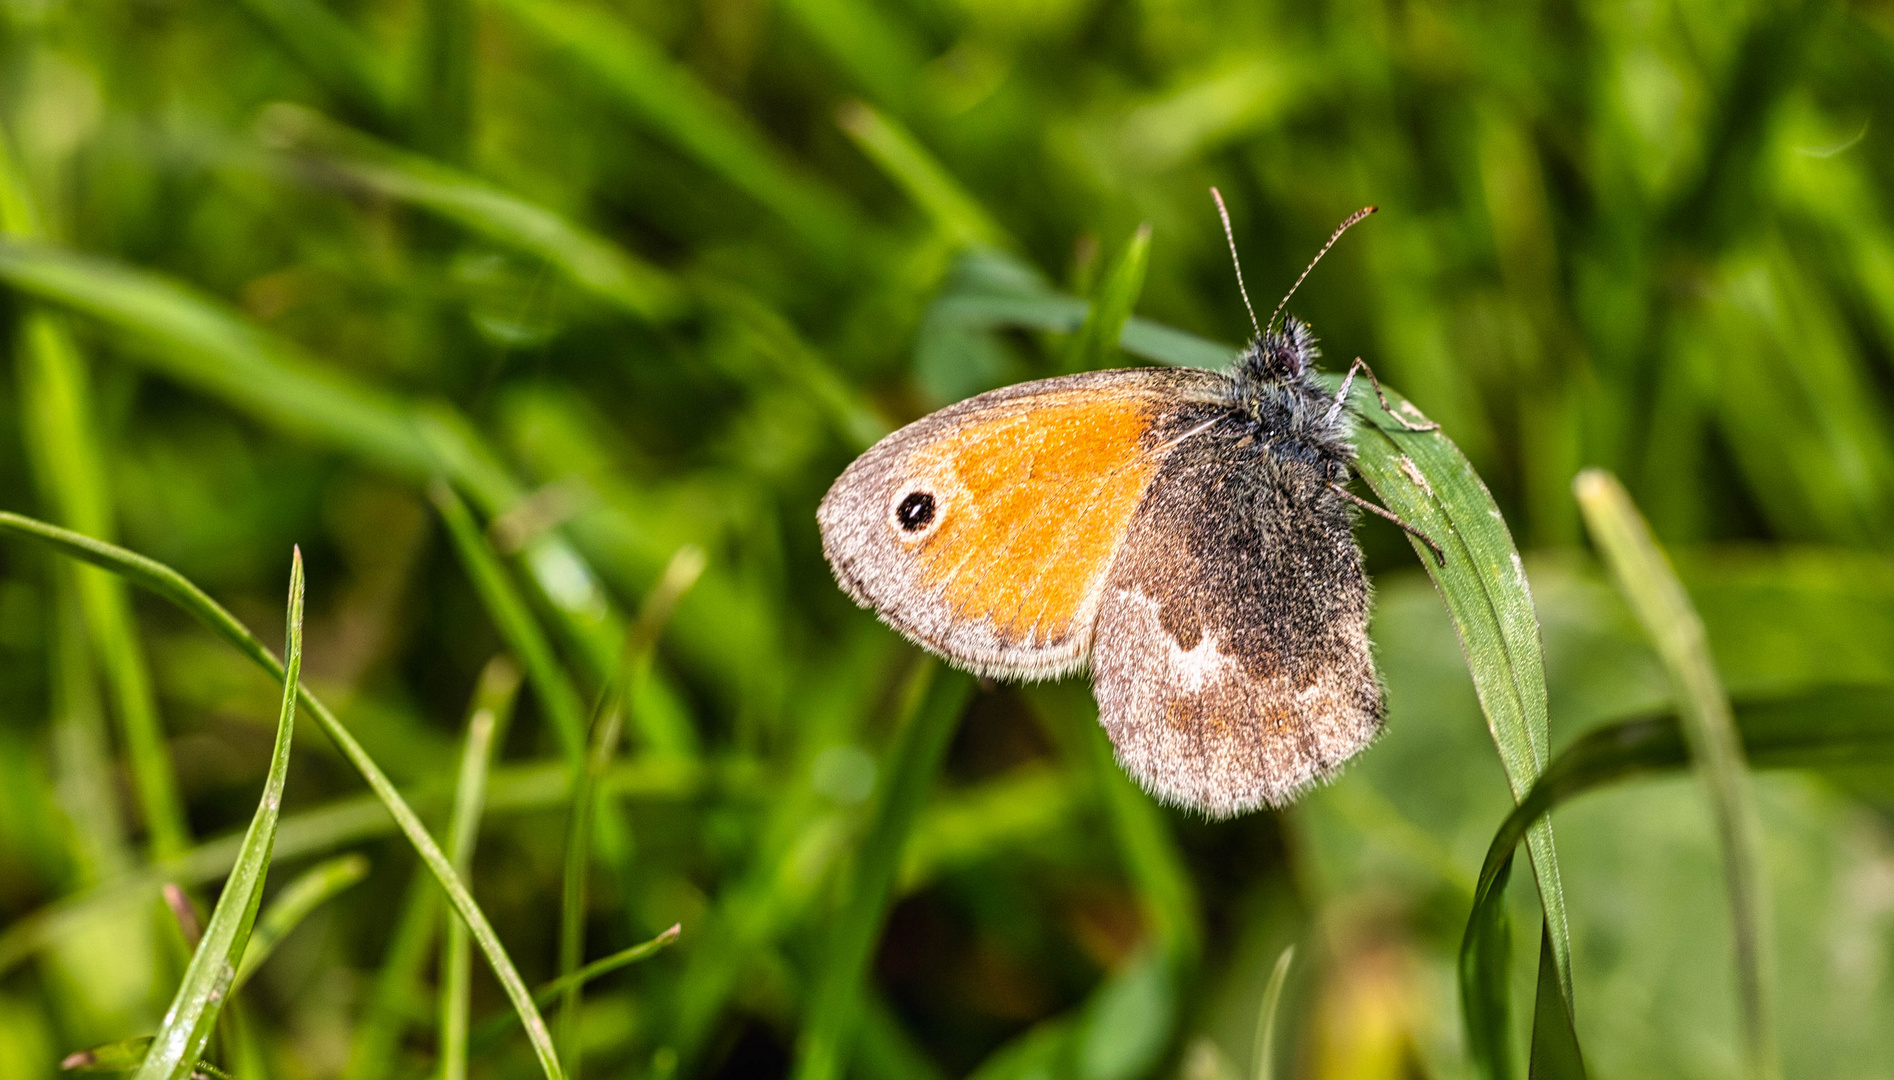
top-left (895, 491), bottom-right (937, 532)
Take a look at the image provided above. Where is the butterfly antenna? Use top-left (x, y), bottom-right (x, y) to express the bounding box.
top-left (1210, 187), bottom-right (1261, 341)
top-left (1265, 205), bottom-right (1377, 335)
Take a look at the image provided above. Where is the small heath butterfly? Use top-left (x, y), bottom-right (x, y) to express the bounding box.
top-left (819, 194), bottom-right (1439, 817)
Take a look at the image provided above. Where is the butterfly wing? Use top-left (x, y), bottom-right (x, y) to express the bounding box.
top-left (819, 368), bottom-right (1226, 679)
top-left (1091, 423), bottom-right (1383, 817)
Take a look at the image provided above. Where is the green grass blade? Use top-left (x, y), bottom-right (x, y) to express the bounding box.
top-left (0, 238), bottom-right (630, 698)
top-left (1573, 469), bottom-right (1777, 1080)
top-left (0, 125), bottom-right (188, 863)
top-left (921, 256), bottom-right (1235, 369)
top-left (1064, 225), bottom-right (1151, 373)
top-left (538, 923), bottom-right (682, 1005)
top-left (432, 923), bottom-right (683, 1067)
top-left (0, 239), bottom-right (435, 474)
top-left (557, 545), bottom-right (703, 1069)
top-left (836, 102), bottom-right (1008, 249)
top-left (440, 658), bottom-right (523, 1080)
top-left (1529, 924), bottom-right (1586, 1080)
top-left (1456, 687), bottom-right (1894, 1080)
top-left (60, 1037), bottom-right (228, 1080)
top-left (132, 548), bottom-right (303, 1080)
top-left (234, 0), bottom-right (394, 118)
top-left (1251, 946), bottom-right (1294, 1080)
top-left (231, 853), bottom-right (370, 993)
top-left (778, 0), bottom-right (926, 113)
top-left (410, 0), bottom-right (475, 162)
top-left (431, 482), bottom-right (591, 764)
top-left (482, 0), bottom-right (864, 266)
top-left (343, 872), bottom-right (443, 1080)
top-left (0, 513), bottom-right (567, 1080)
top-left (791, 665), bottom-right (973, 1080)
top-left (1461, 846), bottom-right (1518, 1080)
top-left (260, 105), bottom-right (683, 321)
top-left (1344, 380), bottom-right (1572, 1006)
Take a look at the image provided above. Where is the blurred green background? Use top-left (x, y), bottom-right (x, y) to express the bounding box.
top-left (2, 0), bottom-right (1893, 1077)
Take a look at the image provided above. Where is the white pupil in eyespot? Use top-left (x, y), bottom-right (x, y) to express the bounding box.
top-left (896, 492), bottom-right (936, 531)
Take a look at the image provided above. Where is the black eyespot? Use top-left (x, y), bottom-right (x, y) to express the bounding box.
top-left (896, 491), bottom-right (936, 532)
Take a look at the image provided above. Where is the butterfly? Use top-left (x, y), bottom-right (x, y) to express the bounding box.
top-left (818, 194), bottom-right (1438, 817)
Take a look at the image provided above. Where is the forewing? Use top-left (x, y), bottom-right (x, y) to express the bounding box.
top-left (1091, 428), bottom-right (1383, 817)
top-left (819, 368), bottom-right (1224, 678)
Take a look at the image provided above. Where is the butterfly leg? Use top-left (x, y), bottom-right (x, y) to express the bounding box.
top-left (1327, 482), bottom-right (1446, 566)
top-left (1326, 358), bottom-right (1440, 431)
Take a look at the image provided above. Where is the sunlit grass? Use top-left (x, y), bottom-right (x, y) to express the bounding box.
top-left (3, 1), bottom-right (1894, 1078)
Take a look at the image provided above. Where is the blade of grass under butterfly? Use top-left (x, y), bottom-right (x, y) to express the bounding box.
top-left (1341, 380), bottom-right (1572, 1006)
top-left (231, 853), bottom-right (370, 993)
top-left (259, 104), bottom-right (682, 321)
top-left (1573, 469), bottom-right (1777, 1080)
top-left (1460, 688), bottom-right (1894, 1079)
top-left (0, 513), bottom-right (567, 1080)
top-left (1064, 225), bottom-right (1152, 373)
top-left (791, 665), bottom-right (974, 1080)
top-left (440, 658), bottom-right (522, 1080)
top-left (131, 548), bottom-right (302, 1080)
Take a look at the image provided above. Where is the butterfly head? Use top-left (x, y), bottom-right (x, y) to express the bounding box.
top-left (1239, 315), bottom-right (1319, 385)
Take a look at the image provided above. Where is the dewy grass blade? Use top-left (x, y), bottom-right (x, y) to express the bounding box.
top-left (0, 513), bottom-right (568, 1080)
top-left (1573, 469), bottom-right (1778, 1080)
top-left (231, 853), bottom-right (370, 993)
top-left (792, 665), bottom-right (974, 1080)
top-left (441, 658), bottom-right (523, 1080)
top-left (132, 548), bottom-right (303, 1080)
top-left (1065, 225), bottom-right (1152, 373)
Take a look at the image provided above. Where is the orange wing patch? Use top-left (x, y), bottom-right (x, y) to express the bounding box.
top-left (902, 394), bottom-right (1162, 650)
